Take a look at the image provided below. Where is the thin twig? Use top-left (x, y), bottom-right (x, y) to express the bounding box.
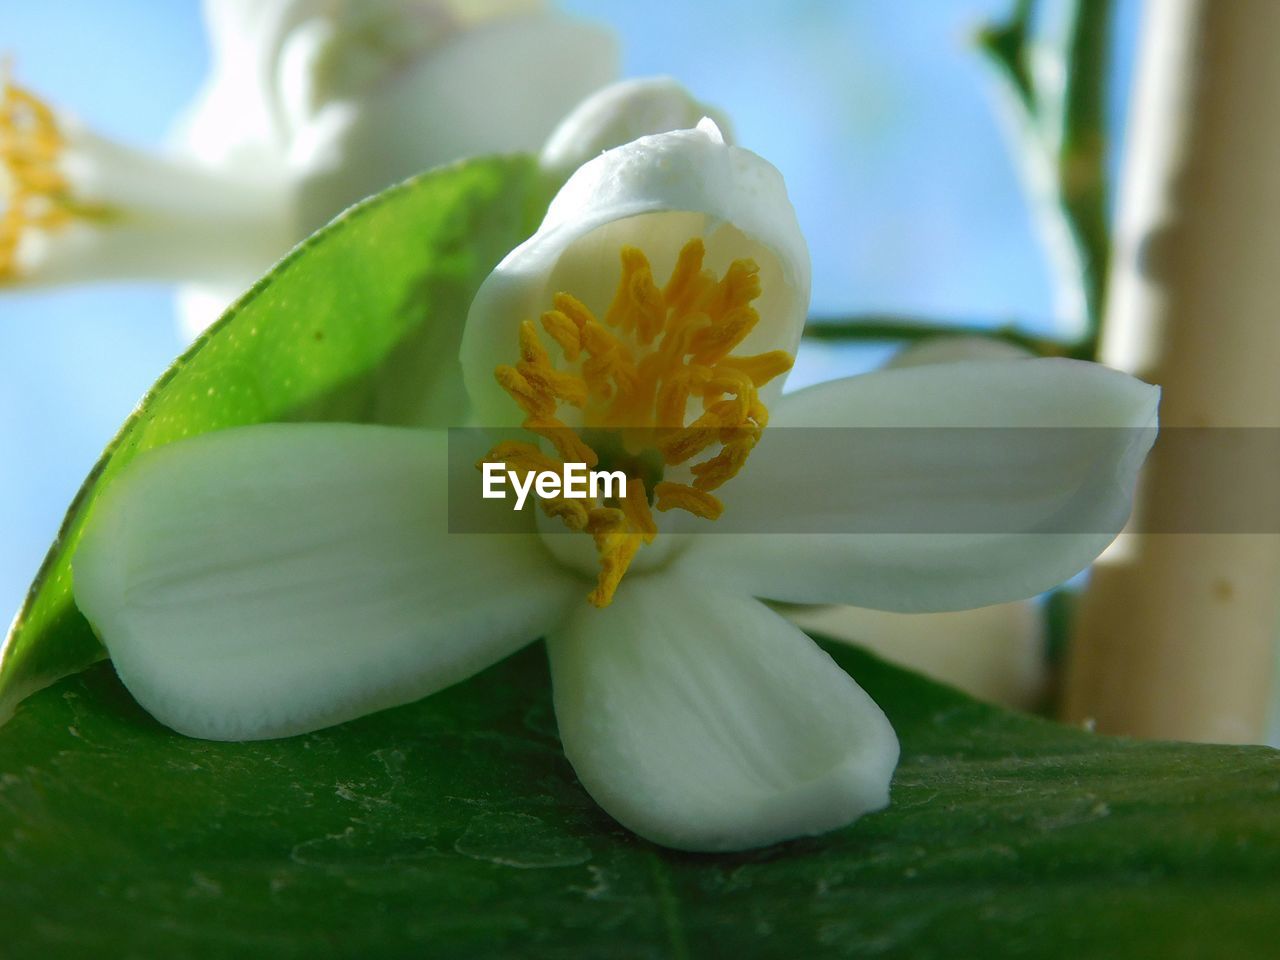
top-left (977, 0), bottom-right (1113, 352)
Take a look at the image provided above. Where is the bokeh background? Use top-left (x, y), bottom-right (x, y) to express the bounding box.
top-left (0, 0), bottom-right (1137, 622)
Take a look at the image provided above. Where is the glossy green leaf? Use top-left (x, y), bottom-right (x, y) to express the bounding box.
top-left (0, 155), bottom-right (552, 723)
top-left (1, 638), bottom-right (1276, 958)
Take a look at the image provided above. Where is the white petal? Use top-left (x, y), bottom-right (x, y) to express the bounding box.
top-left (73, 423), bottom-right (580, 741)
top-left (461, 121), bottom-right (810, 427)
top-left (547, 575), bottom-right (899, 852)
top-left (772, 358), bottom-right (1158, 429)
top-left (291, 13), bottom-right (617, 232)
top-left (784, 602), bottom-right (1047, 710)
top-left (886, 335), bottom-right (1033, 368)
top-left (540, 76), bottom-right (734, 176)
top-left (685, 359), bottom-right (1160, 611)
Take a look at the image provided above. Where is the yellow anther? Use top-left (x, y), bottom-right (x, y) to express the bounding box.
top-left (516, 319), bottom-right (588, 407)
top-left (579, 318), bottom-right (620, 356)
top-left (658, 423), bottom-right (721, 466)
top-left (586, 531), bottom-right (643, 608)
top-left (655, 369), bottom-right (693, 428)
top-left (479, 440), bottom-right (560, 475)
top-left (494, 365), bottom-right (556, 418)
top-left (658, 396), bottom-right (751, 464)
top-left (540, 309), bottom-right (582, 361)
top-left (489, 237), bottom-right (791, 607)
top-left (581, 328), bottom-right (637, 400)
top-left (518, 319), bottom-right (552, 366)
top-left (653, 482), bottom-right (724, 521)
top-left (715, 350), bottom-right (794, 387)
top-left (620, 478), bottom-right (658, 543)
top-left (691, 433), bottom-right (758, 491)
top-left (520, 361), bottom-right (588, 409)
top-left (691, 306), bottom-right (760, 365)
top-left (606, 246), bottom-right (666, 344)
top-left (586, 506), bottom-right (626, 535)
top-left (524, 416), bottom-right (600, 468)
top-left (552, 292), bottom-right (595, 331)
top-left (707, 258), bottom-right (761, 317)
top-left (662, 238), bottom-right (706, 307)
top-left (701, 367), bottom-right (757, 406)
top-left (584, 504), bottom-right (645, 606)
top-left (541, 496), bottom-right (591, 531)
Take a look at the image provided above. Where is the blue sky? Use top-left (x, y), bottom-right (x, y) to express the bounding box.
top-left (0, 0), bottom-right (1137, 621)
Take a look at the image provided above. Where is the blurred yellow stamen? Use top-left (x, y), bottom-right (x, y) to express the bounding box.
top-left (484, 237), bottom-right (792, 607)
top-left (0, 71), bottom-right (70, 281)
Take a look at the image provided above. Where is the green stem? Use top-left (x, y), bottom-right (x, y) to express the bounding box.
top-left (1059, 0), bottom-right (1112, 339)
top-left (977, 0), bottom-right (1113, 356)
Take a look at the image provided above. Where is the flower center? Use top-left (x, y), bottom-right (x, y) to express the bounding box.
top-left (482, 237), bottom-right (793, 607)
top-left (0, 71), bottom-right (71, 281)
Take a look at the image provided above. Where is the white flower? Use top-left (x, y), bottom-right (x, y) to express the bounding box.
top-left (1, 0), bottom-right (617, 334)
top-left (71, 122), bottom-right (1159, 852)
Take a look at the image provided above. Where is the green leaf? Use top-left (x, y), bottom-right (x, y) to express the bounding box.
top-left (0, 155), bottom-right (553, 723)
top-left (1, 639), bottom-right (1276, 957)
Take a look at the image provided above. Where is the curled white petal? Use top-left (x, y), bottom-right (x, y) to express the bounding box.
top-left (540, 76), bottom-right (733, 177)
top-left (685, 358), bottom-right (1160, 612)
top-left (461, 122), bottom-right (810, 427)
top-left (72, 423), bottom-right (581, 741)
top-left (547, 574), bottom-right (899, 852)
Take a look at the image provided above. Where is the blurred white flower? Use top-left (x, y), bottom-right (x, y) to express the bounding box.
top-left (1, 0), bottom-right (618, 334)
top-left (540, 75), bottom-right (732, 176)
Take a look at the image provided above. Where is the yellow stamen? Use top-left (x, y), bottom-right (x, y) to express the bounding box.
top-left (480, 440), bottom-right (559, 475)
top-left (1, 71), bottom-right (70, 281)
top-left (487, 237), bottom-right (790, 606)
top-left (690, 431), bottom-right (759, 492)
top-left (540, 309), bottom-right (582, 361)
top-left (494, 365), bottom-right (555, 418)
top-left (552, 292), bottom-right (595, 331)
top-left (620, 478), bottom-right (658, 543)
top-left (716, 350), bottom-right (795, 387)
top-left (524, 417), bottom-right (600, 469)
